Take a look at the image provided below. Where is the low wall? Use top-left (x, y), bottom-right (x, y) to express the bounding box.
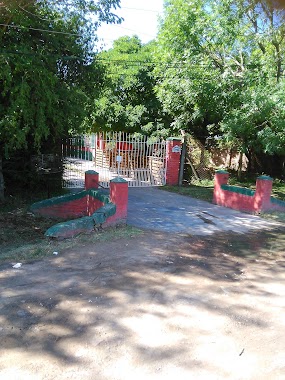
top-left (30, 171), bottom-right (128, 238)
top-left (30, 190), bottom-right (107, 219)
top-left (213, 170), bottom-right (285, 214)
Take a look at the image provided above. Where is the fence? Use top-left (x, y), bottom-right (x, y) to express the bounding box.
top-left (184, 136), bottom-right (248, 183)
top-left (62, 132), bottom-right (166, 188)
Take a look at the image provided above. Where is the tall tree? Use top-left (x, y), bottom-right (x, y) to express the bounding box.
top-left (0, 0), bottom-right (121, 200)
top-left (155, 0), bottom-right (285, 175)
top-left (89, 36), bottom-right (171, 137)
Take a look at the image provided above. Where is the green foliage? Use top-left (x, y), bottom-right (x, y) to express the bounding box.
top-left (155, 0), bottom-right (285, 154)
top-left (90, 36), bottom-right (172, 137)
top-left (0, 0), bottom-right (122, 198)
top-left (0, 0), bottom-right (121, 156)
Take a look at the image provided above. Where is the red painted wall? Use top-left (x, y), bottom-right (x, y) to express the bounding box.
top-left (213, 172), bottom-right (285, 213)
top-left (85, 171), bottom-right (99, 190)
top-left (165, 139), bottom-right (182, 186)
top-left (87, 196), bottom-right (103, 216)
top-left (218, 191), bottom-right (256, 213)
top-left (35, 195), bottom-right (103, 219)
top-left (37, 197), bottom-right (87, 219)
top-left (104, 179), bottom-right (128, 226)
top-left (33, 172), bottom-right (129, 228)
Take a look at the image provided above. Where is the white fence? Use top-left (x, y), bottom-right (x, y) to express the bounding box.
top-left (62, 133), bottom-right (166, 188)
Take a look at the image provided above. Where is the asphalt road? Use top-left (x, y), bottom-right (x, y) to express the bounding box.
top-left (127, 187), bottom-right (280, 235)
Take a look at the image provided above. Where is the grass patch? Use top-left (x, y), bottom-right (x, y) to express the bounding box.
top-left (228, 175), bottom-right (285, 201)
top-left (161, 180), bottom-right (214, 203)
top-left (260, 211), bottom-right (285, 224)
top-left (161, 175), bottom-right (285, 224)
top-left (0, 224), bottom-right (142, 264)
top-left (0, 189), bottom-right (142, 264)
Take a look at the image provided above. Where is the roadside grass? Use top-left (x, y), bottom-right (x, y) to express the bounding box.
top-left (162, 179), bottom-right (214, 202)
top-left (161, 174), bottom-right (285, 224)
top-left (0, 189), bottom-right (142, 264)
top-left (160, 180), bottom-right (214, 202)
top-left (0, 223), bottom-right (142, 264)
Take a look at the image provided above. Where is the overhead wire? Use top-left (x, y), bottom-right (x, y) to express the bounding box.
top-left (0, 23), bottom-right (82, 36)
top-left (0, 4), bottom-right (272, 76)
top-left (1, 2), bottom-right (160, 42)
top-left (0, 48), bottom-right (265, 77)
top-left (0, 51), bottom-right (266, 84)
top-left (0, 49), bottom-right (261, 71)
top-left (18, 5), bottom-right (64, 22)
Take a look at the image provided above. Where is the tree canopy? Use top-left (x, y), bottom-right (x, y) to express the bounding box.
top-left (155, 0), bottom-right (285, 171)
top-left (90, 36), bottom-right (171, 137)
top-left (0, 0), bottom-right (121, 153)
top-left (0, 0), bottom-right (121, 199)
top-left (2, 0), bottom-right (285, 197)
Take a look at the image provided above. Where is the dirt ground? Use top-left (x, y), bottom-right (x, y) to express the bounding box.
top-left (1, 228), bottom-right (285, 380)
top-left (0, 208), bottom-right (64, 257)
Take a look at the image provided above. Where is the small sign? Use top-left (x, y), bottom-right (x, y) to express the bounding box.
top-left (116, 155), bottom-right (122, 163)
top-left (172, 145), bottom-right (181, 153)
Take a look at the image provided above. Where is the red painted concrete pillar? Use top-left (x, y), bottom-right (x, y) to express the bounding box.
top-left (109, 177), bottom-right (128, 224)
top-left (165, 138), bottom-right (182, 186)
top-left (213, 170), bottom-right (229, 205)
top-left (254, 175), bottom-right (273, 212)
top-left (85, 170), bottom-right (99, 190)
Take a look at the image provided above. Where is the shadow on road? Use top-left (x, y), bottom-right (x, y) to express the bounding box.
top-left (0, 228), bottom-right (285, 378)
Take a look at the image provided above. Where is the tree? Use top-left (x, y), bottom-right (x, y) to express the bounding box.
top-left (0, 0), bottom-right (121, 200)
top-left (89, 36), bottom-right (172, 137)
top-left (155, 0), bottom-right (285, 175)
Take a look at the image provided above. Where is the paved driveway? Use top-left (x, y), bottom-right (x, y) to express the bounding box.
top-left (127, 187), bottom-right (280, 235)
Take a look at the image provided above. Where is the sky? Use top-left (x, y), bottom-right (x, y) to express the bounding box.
top-left (96, 0), bottom-right (164, 50)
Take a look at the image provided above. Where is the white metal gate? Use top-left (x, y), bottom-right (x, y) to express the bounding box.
top-left (62, 132), bottom-right (166, 188)
top-left (62, 135), bottom-right (96, 188)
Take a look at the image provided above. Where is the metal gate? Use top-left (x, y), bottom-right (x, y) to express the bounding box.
top-left (62, 132), bottom-right (166, 188)
top-left (62, 135), bottom-right (95, 188)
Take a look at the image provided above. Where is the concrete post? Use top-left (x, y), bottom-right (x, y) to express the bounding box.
top-left (213, 170), bottom-right (229, 205)
top-left (254, 175), bottom-right (273, 212)
top-left (165, 138), bottom-right (182, 186)
top-left (108, 177), bottom-right (128, 224)
top-left (85, 170), bottom-right (99, 190)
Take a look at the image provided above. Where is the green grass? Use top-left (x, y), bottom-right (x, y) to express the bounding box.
top-left (0, 187), bottom-right (68, 213)
top-left (161, 180), bottom-right (214, 203)
top-left (0, 188), bottom-right (142, 264)
top-left (0, 225), bottom-right (142, 263)
top-left (161, 175), bottom-right (285, 224)
top-left (270, 179), bottom-right (285, 200)
top-left (228, 176), bottom-right (285, 201)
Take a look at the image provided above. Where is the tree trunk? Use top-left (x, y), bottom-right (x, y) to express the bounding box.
top-left (238, 152), bottom-right (243, 179)
top-left (0, 155), bottom-right (4, 201)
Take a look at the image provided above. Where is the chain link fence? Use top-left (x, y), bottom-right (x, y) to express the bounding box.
top-left (183, 136), bottom-right (248, 184)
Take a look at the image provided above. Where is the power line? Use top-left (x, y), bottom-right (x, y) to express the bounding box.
top-left (0, 49), bottom-right (209, 68)
top-left (0, 49), bottom-right (265, 80)
top-left (3, 2), bottom-right (161, 40)
top-left (0, 49), bottom-right (269, 83)
top-left (18, 5), bottom-right (63, 23)
top-left (0, 49), bottom-right (264, 71)
top-left (0, 23), bottom-right (81, 37)
top-left (0, 50), bottom-right (87, 61)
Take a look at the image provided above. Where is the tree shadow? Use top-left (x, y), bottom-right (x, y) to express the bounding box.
top-left (0, 228), bottom-right (284, 377)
